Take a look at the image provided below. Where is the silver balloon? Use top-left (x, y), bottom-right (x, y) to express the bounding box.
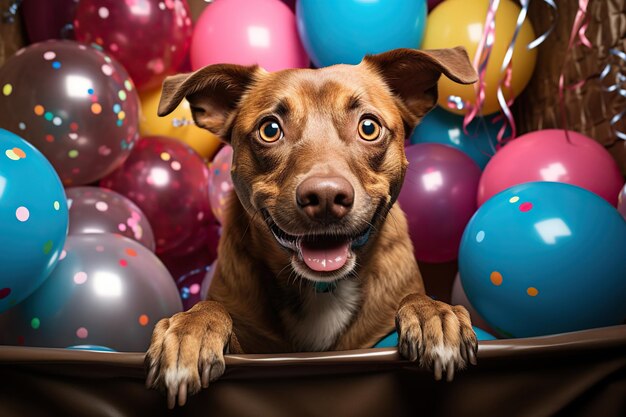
top-left (0, 234), bottom-right (182, 352)
top-left (66, 186), bottom-right (156, 251)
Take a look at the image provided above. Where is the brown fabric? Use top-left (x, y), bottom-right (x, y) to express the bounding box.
top-left (0, 325), bottom-right (624, 417)
top-left (515, 0), bottom-right (626, 175)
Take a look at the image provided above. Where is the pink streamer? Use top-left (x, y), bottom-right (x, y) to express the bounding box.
top-left (558, 0), bottom-right (591, 142)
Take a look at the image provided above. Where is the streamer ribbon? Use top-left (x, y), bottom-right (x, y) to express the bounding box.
top-left (557, 0), bottom-right (591, 142)
top-left (1, 0), bottom-right (21, 23)
top-left (448, 0), bottom-right (557, 146)
top-left (599, 49), bottom-right (626, 141)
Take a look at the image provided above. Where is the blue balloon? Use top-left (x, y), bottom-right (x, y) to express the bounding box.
top-left (0, 128), bottom-right (68, 312)
top-left (297, 0), bottom-right (427, 67)
top-left (373, 325), bottom-right (496, 348)
top-left (472, 327), bottom-right (496, 341)
top-left (459, 182), bottom-right (626, 338)
top-left (66, 345), bottom-right (116, 352)
top-left (410, 107), bottom-right (507, 169)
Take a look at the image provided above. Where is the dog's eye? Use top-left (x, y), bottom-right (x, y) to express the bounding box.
top-left (258, 119), bottom-right (283, 143)
top-left (358, 118), bottom-right (381, 141)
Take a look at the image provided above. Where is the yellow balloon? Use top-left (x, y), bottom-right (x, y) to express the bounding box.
top-left (423, 0), bottom-right (537, 116)
top-left (139, 88), bottom-right (221, 159)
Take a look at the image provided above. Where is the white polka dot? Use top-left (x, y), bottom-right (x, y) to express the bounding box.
top-left (158, 2), bottom-right (166, 10)
top-left (15, 206), bottom-right (30, 222)
top-left (171, 161), bottom-right (181, 171)
top-left (476, 230), bottom-right (485, 243)
top-left (43, 51), bottom-right (56, 60)
top-left (95, 201), bottom-right (108, 212)
top-left (18, 122), bottom-right (26, 130)
top-left (98, 6), bottom-right (109, 18)
top-left (101, 64), bottom-right (113, 76)
top-left (52, 117), bottom-right (62, 126)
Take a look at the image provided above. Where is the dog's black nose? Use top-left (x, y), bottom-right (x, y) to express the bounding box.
top-left (296, 176), bottom-right (354, 221)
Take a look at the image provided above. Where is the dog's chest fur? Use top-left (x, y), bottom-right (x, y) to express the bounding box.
top-left (283, 279), bottom-right (361, 351)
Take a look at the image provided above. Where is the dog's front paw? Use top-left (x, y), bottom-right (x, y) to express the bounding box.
top-left (145, 301), bottom-right (232, 408)
top-left (396, 294), bottom-right (477, 382)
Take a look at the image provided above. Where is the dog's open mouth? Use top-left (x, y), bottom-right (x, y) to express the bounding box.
top-left (262, 210), bottom-right (371, 273)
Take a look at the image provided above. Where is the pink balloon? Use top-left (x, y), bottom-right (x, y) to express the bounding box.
top-left (478, 130), bottom-right (623, 206)
top-left (398, 144), bottom-right (481, 263)
top-left (208, 145), bottom-right (234, 224)
top-left (75, 0), bottom-right (193, 91)
top-left (191, 0), bottom-right (309, 71)
top-left (100, 136), bottom-right (216, 255)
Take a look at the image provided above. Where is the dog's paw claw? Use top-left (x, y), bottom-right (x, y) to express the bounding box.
top-left (144, 303), bottom-right (232, 408)
top-left (396, 296), bottom-right (478, 380)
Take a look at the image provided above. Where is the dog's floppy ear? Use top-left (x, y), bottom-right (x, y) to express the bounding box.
top-left (363, 46), bottom-right (477, 128)
top-left (158, 64), bottom-right (262, 139)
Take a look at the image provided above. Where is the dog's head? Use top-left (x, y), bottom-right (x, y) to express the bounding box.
top-left (158, 47), bottom-right (476, 283)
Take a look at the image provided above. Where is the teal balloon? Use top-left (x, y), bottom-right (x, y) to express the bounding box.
top-left (373, 325), bottom-right (495, 348)
top-left (473, 327), bottom-right (496, 341)
top-left (296, 0), bottom-right (427, 67)
top-left (459, 182), bottom-right (626, 338)
top-left (0, 128), bottom-right (68, 312)
top-left (410, 107), bottom-right (507, 169)
top-left (67, 345), bottom-right (116, 352)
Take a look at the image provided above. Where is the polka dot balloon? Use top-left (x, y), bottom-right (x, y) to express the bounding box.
top-left (74, 0), bottom-right (193, 91)
top-left (0, 234), bottom-right (182, 351)
top-left (0, 129), bottom-right (68, 313)
top-left (459, 181), bottom-right (626, 338)
top-left (0, 40), bottom-right (140, 186)
top-left (208, 145), bottom-right (234, 225)
top-left (100, 136), bottom-right (216, 255)
top-left (66, 186), bottom-right (156, 251)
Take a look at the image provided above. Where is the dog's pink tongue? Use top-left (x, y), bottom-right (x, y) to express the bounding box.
top-left (300, 241), bottom-right (349, 272)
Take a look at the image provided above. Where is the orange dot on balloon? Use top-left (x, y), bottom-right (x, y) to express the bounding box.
top-left (91, 103), bottom-right (102, 114)
top-left (527, 287), bottom-right (539, 297)
top-left (34, 105), bottom-right (45, 116)
top-left (12, 148), bottom-right (26, 159)
top-left (490, 271), bottom-right (503, 286)
top-left (139, 314), bottom-right (149, 326)
top-left (125, 248), bottom-right (137, 257)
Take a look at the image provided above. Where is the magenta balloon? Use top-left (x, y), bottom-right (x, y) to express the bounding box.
top-left (100, 136), bottom-right (215, 255)
top-left (0, 41), bottom-right (140, 186)
top-left (191, 0), bottom-right (309, 71)
top-left (21, 0), bottom-right (78, 43)
top-left (74, 0), bottom-right (193, 91)
top-left (208, 145), bottom-right (234, 225)
top-left (478, 130), bottom-right (624, 207)
top-left (398, 144), bottom-right (481, 263)
top-left (66, 186), bottom-right (156, 251)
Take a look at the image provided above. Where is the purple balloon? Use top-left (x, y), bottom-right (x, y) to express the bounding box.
top-left (66, 186), bottom-right (156, 251)
top-left (398, 144), bottom-right (481, 263)
top-left (174, 262), bottom-right (216, 311)
top-left (21, 0), bottom-right (79, 43)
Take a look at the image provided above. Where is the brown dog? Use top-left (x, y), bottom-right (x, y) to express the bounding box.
top-left (146, 46), bottom-right (479, 408)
